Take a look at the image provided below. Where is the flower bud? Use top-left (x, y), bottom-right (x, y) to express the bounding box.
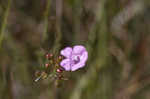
top-left (45, 63), bottom-right (49, 68)
top-left (56, 68), bottom-right (63, 73)
top-left (58, 56), bottom-right (63, 60)
top-left (46, 53), bottom-right (53, 59)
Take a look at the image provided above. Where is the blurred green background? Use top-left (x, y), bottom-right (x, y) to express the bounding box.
top-left (0, 0), bottom-right (150, 99)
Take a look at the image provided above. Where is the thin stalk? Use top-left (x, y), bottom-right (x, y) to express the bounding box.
top-left (42, 0), bottom-right (51, 42)
top-left (52, 0), bottom-right (62, 55)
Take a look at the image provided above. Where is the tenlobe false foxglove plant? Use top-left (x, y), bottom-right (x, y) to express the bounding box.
top-left (35, 45), bottom-right (88, 83)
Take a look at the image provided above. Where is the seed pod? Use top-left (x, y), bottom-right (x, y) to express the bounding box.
top-left (41, 72), bottom-right (48, 79)
top-left (35, 71), bottom-right (41, 77)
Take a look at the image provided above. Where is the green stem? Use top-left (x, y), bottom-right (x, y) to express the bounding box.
top-left (0, 0), bottom-right (11, 49)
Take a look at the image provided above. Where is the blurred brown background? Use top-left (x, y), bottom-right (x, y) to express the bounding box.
top-left (0, 0), bottom-right (150, 99)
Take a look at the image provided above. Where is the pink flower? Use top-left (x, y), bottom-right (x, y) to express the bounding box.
top-left (60, 45), bottom-right (88, 71)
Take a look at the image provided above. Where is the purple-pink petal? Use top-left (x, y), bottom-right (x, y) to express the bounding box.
top-left (60, 59), bottom-right (71, 71)
top-left (79, 51), bottom-right (88, 63)
top-left (71, 51), bottom-right (88, 71)
top-left (73, 45), bottom-right (86, 54)
top-left (71, 63), bottom-right (85, 71)
top-left (60, 47), bottom-right (72, 58)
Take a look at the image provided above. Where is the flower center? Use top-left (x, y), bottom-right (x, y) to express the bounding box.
top-left (72, 55), bottom-right (80, 64)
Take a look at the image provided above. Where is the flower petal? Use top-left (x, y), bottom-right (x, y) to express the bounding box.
top-left (73, 45), bottom-right (86, 54)
top-left (60, 59), bottom-right (71, 71)
top-left (80, 51), bottom-right (88, 63)
top-left (71, 51), bottom-right (88, 71)
top-left (60, 47), bottom-right (72, 58)
top-left (71, 63), bottom-right (85, 71)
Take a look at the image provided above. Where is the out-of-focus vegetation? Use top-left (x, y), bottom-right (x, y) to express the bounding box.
top-left (0, 0), bottom-right (150, 99)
